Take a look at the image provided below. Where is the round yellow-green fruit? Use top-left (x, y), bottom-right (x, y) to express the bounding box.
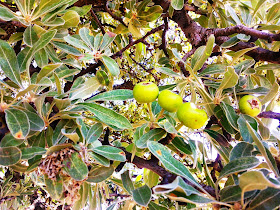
top-left (239, 95), bottom-right (261, 117)
top-left (133, 82), bottom-right (159, 103)
top-left (177, 102), bottom-right (208, 129)
top-left (158, 90), bottom-right (183, 112)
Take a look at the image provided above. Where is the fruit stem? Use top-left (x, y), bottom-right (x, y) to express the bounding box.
top-left (147, 102), bottom-right (155, 122)
top-left (155, 108), bottom-right (164, 122)
top-left (175, 122), bottom-right (184, 131)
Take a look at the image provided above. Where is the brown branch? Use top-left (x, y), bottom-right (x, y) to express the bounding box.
top-left (129, 54), bottom-right (152, 72)
top-left (178, 48), bottom-right (196, 77)
top-left (123, 149), bottom-right (216, 197)
top-left (90, 9), bottom-right (106, 34)
top-left (159, 17), bottom-right (169, 58)
top-left (105, 1), bottom-right (127, 27)
top-left (258, 111), bottom-right (280, 120)
top-left (152, 0), bottom-right (280, 64)
top-left (112, 24), bottom-right (165, 59)
top-left (213, 25), bottom-right (280, 42)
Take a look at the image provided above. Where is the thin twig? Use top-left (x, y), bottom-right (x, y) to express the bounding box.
top-left (258, 111), bottom-right (280, 120)
top-left (90, 9), bottom-right (106, 34)
top-left (105, 1), bottom-right (127, 27)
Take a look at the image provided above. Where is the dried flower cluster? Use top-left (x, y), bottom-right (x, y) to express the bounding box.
top-left (39, 148), bottom-right (75, 180)
top-left (63, 179), bottom-right (83, 204)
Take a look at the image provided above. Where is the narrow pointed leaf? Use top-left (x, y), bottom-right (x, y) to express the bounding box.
top-left (101, 55), bottom-right (120, 76)
top-left (88, 89), bottom-right (134, 102)
top-left (92, 146), bottom-right (126, 162)
top-left (136, 128), bottom-right (166, 148)
top-left (86, 123), bottom-right (103, 144)
top-left (79, 103), bottom-right (133, 130)
top-left (218, 156), bottom-right (260, 180)
top-left (87, 165), bottom-right (114, 183)
top-left (0, 40), bottom-right (21, 86)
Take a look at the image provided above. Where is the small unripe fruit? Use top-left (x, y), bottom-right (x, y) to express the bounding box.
top-left (133, 82), bottom-right (159, 103)
top-left (239, 95), bottom-right (261, 117)
top-left (158, 90), bottom-right (183, 112)
top-left (177, 102), bottom-right (208, 129)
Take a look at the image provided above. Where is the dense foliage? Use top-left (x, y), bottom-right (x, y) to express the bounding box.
top-left (0, 0), bottom-right (280, 209)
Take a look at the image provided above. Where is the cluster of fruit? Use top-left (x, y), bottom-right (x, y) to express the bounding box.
top-left (133, 82), bottom-right (208, 129)
top-left (133, 82), bottom-right (262, 130)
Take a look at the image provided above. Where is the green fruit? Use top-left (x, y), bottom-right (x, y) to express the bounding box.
top-left (133, 82), bottom-right (159, 103)
top-left (158, 90), bottom-right (183, 112)
top-left (177, 102), bottom-right (208, 129)
top-left (239, 95), bottom-right (261, 117)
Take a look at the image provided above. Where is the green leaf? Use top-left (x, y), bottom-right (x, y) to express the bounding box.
top-left (92, 146), bottom-right (126, 162)
top-left (148, 202), bottom-right (168, 210)
top-left (63, 152), bottom-right (88, 181)
top-left (89, 152), bottom-right (110, 167)
top-left (199, 64), bottom-right (227, 76)
top-left (44, 175), bottom-right (63, 200)
top-left (5, 108), bottom-right (30, 139)
top-left (260, 82), bottom-right (279, 105)
top-left (246, 121), bottom-right (280, 176)
top-left (34, 0), bottom-right (78, 19)
top-left (217, 67), bottom-right (239, 93)
top-left (121, 170), bottom-right (135, 194)
top-left (249, 187), bottom-right (280, 210)
top-left (214, 105), bottom-right (237, 134)
top-left (237, 114), bottom-right (257, 143)
top-left (86, 123), bottom-right (103, 144)
top-left (100, 32), bottom-right (116, 51)
top-left (36, 63), bottom-right (62, 83)
top-left (172, 137), bottom-right (192, 155)
top-left (266, 3), bottom-right (280, 22)
top-left (23, 26), bottom-right (38, 47)
top-left (79, 103), bottom-right (133, 130)
top-left (204, 129), bottom-right (230, 147)
top-left (132, 185), bottom-right (151, 206)
top-left (101, 55), bottom-right (120, 76)
top-left (218, 156), bottom-right (260, 180)
top-left (147, 141), bottom-right (202, 191)
top-left (138, 5), bottom-right (163, 22)
top-left (0, 7), bottom-right (18, 21)
top-left (220, 185), bottom-right (256, 202)
top-left (136, 128), bottom-right (166, 148)
top-left (22, 108), bottom-right (45, 131)
top-left (171, 0), bottom-right (184, 10)
top-left (87, 90), bottom-right (134, 102)
top-left (0, 146), bottom-right (21, 166)
top-left (64, 35), bottom-right (92, 52)
top-left (155, 67), bottom-right (181, 77)
top-left (192, 34), bottom-right (215, 73)
top-left (70, 77), bottom-right (100, 100)
top-left (34, 48), bottom-right (48, 68)
top-left (0, 133), bottom-right (24, 147)
top-left (220, 102), bottom-right (239, 130)
top-left (62, 10), bottom-right (80, 28)
top-left (229, 142), bottom-right (254, 161)
top-left (221, 36), bottom-right (240, 48)
top-left (0, 40), bottom-right (22, 86)
top-left (18, 30), bottom-right (57, 72)
top-left (239, 171), bottom-right (280, 193)
top-left (226, 4), bottom-right (242, 25)
top-left (143, 168), bottom-right (159, 188)
top-left (231, 46), bottom-right (258, 63)
top-left (87, 165), bottom-right (114, 183)
top-left (79, 27), bottom-right (94, 49)
top-left (52, 41), bottom-right (82, 56)
top-left (21, 147), bottom-right (46, 160)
